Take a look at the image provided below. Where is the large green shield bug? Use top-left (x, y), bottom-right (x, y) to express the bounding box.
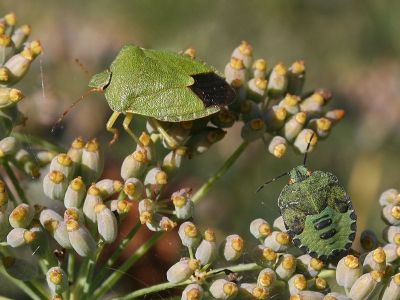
top-left (52, 44), bottom-right (236, 147)
top-left (256, 133), bottom-right (357, 261)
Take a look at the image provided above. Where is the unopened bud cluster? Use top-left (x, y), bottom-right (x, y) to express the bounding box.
top-left (0, 13), bottom-right (46, 179)
top-left (224, 41), bottom-right (344, 157)
top-left (1, 132), bottom-right (209, 295)
top-left (0, 12), bottom-right (43, 144)
top-left (168, 223), bottom-right (252, 298)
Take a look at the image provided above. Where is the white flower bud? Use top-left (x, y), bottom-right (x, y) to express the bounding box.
top-left (209, 279), bottom-right (238, 300)
top-left (0, 136), bottom-right (19, 156)
top-left (178, 222), bottom-right (201, 248)
top-left (181, 283), bottom-right (204, 300)
top-left (195, 228), bottom-right (217, 265)
top-left (50, 153), bottom-right (75, 180)
top-left (95, 203), bottom-right (117, 244)
top-left (296, 254), bottom-right (323, 279)
top-left (46, 267), bottom-right (68, 294)
top-left (39, 208), bottom-right (63, 226)
top-left (166, 258), bottom-right (200, 284)
top-left (7, 228), bottom-right (36, 247)
top-left (380, 273), bottom-right (400, 300)
top-left (43, 170), bottom-right (68, 201)
top-left (1, 256), bottom-right (38, 281)
top-left (251, 245), bottom-right (277, 268)
top-left (143, 167), bottom-right (168, 185)
top-left (288, 274), bottom-right (307, 295)
top-left (336, 255), bottom-right (363, 289)
top-left (219, 234), bottom-right (244, 261)
top-left (238, 283), bottom-right (269, 300)
top-left (257, 268), bottom-right (277, 291)
top-left (9, 203), bottom-right (34, 228)
top-left (123, 177), bottom-right (143, 201)
top-left (67, 220), bottom-right (96, 257)
top-left (275, 254), bottom-right (296, 281)
top-left (363, 247), bottom-right (386, 273)
top-left (349, 270), bottom-right (384, 300)
top-left (81, 138), bottom-right (104, 185)
top-left (250, 218), bottom-right (271, 239)
top-left (120, 150), bottom-right (147, 181)
top-left (64, 177), bottom-right (86, 208)
top-left (264, 231), bottom-right (291, 252)
top-left (82, 184), bottom-right (102, 227)
top-left (43, 219), bottom-right (72, 249)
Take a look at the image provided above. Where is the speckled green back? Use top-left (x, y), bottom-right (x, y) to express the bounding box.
top-left (97, 44), bottom-right (235, 121)
top-left (278, 166), bottom-right (357, 261)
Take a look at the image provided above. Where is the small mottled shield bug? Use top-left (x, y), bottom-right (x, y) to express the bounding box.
top-left (52, 44), bottom-right (236, 147)
top-left (256, 133), bottom-right (357, 261)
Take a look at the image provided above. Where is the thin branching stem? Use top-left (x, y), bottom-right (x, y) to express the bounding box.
top-left (1, 161), bottom-right (28, 204)
top-left (90, 221), bottom-right (142, 293)
top-left (192, 140), bottom-right (250, 204)
top-left (11, 132), bottom-right (66, 153)
top-left (92, 231), bottom-right (165, 300)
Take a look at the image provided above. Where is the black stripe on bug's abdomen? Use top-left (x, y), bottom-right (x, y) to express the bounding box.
top-left (189, 73), bottom-right (236, 107)
top-left (313, 215), bottom-right (337, 240)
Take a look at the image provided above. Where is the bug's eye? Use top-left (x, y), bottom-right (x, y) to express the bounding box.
top-left (308, 170), bottom-right (313, 176)
top-left (288, 179), bottom-right (294, 184)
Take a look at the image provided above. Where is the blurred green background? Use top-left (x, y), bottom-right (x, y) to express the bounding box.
top-left (1, 0), bottom-right (400, 297)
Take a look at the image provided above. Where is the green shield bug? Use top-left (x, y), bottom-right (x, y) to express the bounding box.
top-left (52, 44), bottom-right (236, 147)
top-left (256, 133), bottom-right (357, 261)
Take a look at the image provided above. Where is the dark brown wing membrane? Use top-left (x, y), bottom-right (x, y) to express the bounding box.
top-left (189, 72), bottom-right (236, 107)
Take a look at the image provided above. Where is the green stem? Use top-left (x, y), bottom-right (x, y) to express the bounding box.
top-left (192, 140), bottom-right (250, 204)
top-left (11, 132), bottom-right (66, 153)
top-left (0, 266), bottom-right (46, 300)
top-left (114, 263), bottom-right (261, 299)
top-left (81, 254), bottom-right (97, 300)
top-left (208, 262), bottom-right (261, 274)
top-left (112, 281), bottom-right (189, 300)
top-left (318, 269), bottom-right (336, 279)
top-left (90, 221), bottom-right (142, 293)
top-left (66, 250), bottom-right (75, 300)
top-left (21, 281), bottom-right (48, 300)
top-left (1, 161), bottom-right (28, 204)
top-left (36, 258), bottom-right (48, 276)
top-left (92, 231), bottom-right (164, 300)
top-left (74, 255), bottom-right (95, 299)
top-left (118, 190), bottom-right (126, 200)
top-left (0, 172), bottom-right (18, 207)
top-left (188, 246), bottom-right (194, 259)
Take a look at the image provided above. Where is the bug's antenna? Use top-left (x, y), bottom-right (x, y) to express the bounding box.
top-left (303, 133), bottom-right (315, 166)
top-left (255, 172), bottom-right (288, 193)
top-left (51, 88), bottom-right (99, 133)
top-left (75, 59), bottom-right (93, 77)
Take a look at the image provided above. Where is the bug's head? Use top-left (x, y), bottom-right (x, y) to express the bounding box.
top-left (288, 165), bottom-right (312, 184)
top-left (88, 71), bottom-right (111, 91)
top-left (288, 132), bottom-right (316, 183)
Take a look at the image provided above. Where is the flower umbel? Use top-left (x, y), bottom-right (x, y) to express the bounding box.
top-left (0, 17), bottom-right (386, 300)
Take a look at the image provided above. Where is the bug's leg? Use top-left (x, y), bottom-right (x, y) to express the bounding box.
top-left (151, 118), bottom-right (177, 149)
top-left (122, 112), bottom-right (144, 147)
top-left (106, 111), bottom-right (121, 146)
